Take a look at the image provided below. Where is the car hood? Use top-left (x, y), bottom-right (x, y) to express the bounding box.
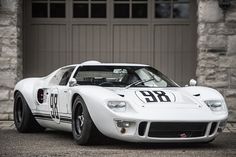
top-left (107, 87), bottom-right (204, 109)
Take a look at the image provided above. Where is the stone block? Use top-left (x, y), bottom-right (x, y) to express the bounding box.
top-left (0, 16), bottom-right (12, 26)
top-left (203, 68), bottom-right (216, 78)
top-left (230, 69), bottom-right (236, 86)
top-left (2, 38), bottom-right (17, 46)
top-left (228, 35), bottom-right (236, 55)
top-left (198, 35), bottom-right (227, 50)
top-left (219, 56), bottom-right (231, 68)
top-left (0, 114), bottom-right (9, 120)
top-left (198, 0), bottom-right (223, 23)
top-left (225, 89), bottom-right (236, 97)
top-left (196, 75), bottom-right (206, 85)
top-left (197, 51), bottom-right (219, 60)
top-left (0, 58), bottom-right (10, 70)
top-left (228, 110), bottom-right (236, 122)
top-left (0, 26), bottom-right (17, 38)
top-left (0, 90), bottom-right (9, 101)
top-left (0, 102), bottom-right (13, 114)
top-left (226, 5), bottom-right (236, 24)
top-left (0, 71), bottom-right (16, 88)
top-left (1, 45), bottom-right (18, 57)
top-left (198, 59), bottom-right (218, 68)
top-left (204, 80), bottom-right (229, 88)
top-left (10, 90), bottom-right (14, 101)
top-left (226, 97), bottom-right (236, 110)
top-left (8, 113), bottom-right (13, 120)
top-left (229, 56), bottom-right (236, 68)
top-left (198, 23), bottom-right (236, 36)
top-left (216, 69), bottom-right (228, 82)
top-left (0, 0), bottom-right (18, 12)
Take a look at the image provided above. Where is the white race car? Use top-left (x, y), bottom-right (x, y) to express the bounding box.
top-left (14, 61), bottom-right (228, 145)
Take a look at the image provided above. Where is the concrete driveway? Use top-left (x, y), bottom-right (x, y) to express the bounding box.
top-left (0, 121), bottom-right (236, 157)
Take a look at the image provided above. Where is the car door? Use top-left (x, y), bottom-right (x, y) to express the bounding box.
top-left (48, 66), bottom-right (75, 123)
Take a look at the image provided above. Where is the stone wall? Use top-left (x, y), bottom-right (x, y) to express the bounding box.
top-left (197, 0), bottom-right (236, 121)
top-left (0, 0), bottom-right (22, 120)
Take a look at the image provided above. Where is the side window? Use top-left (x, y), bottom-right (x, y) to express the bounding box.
top-left (59, 68), bottom-right (75, 85)
top-left (50, 67), bottom-right (75, 85)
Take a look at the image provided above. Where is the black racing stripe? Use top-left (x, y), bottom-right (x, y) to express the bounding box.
top-left (60, 120), bottom-right (72, 124)
top-left (60, 117), bottom-right (72, 122)
top-left (34, 114), bottom-right (53, 121)
top-left (60, 116), bottom-right (71, 120)
top-left (34, 113), bottom-right (51, 119)
top-left (34, 113), bottom-right (72, 123)
top-left (35, 117), bottom-right (54, 121)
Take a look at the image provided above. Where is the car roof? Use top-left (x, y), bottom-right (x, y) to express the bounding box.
top-left (62, 61), bottom-right (149, 68)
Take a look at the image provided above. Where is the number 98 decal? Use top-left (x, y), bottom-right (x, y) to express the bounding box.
top-left (50, 93), bottom-right (60, 122)
top-left (136, 90), bottom-right (175, 103)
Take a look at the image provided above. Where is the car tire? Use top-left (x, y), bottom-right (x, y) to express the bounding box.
top-left (72, 95), bottom-right (99, 145)
top-left (14, 92), bottom-right (45, 133)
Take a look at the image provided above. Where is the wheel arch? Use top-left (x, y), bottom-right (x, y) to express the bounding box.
top-left (71, 93), bottom-right (80, 111)
top-left (14, 78), bottom-right (42, 110)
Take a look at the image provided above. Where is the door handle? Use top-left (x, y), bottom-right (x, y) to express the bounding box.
top-left (64, 90), bottom-right (68, 93)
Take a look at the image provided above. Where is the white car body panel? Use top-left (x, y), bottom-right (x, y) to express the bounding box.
top-left (14, 61), bottom-right (228, 143)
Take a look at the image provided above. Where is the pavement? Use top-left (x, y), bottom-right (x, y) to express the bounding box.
top-left (0, 121), bottom-right (236, 157)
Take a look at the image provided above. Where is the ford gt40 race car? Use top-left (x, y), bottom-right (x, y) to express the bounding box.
top-left (14, 61), bottom-right (228, 145)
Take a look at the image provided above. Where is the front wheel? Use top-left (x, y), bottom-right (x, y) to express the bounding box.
top-left (72, 95), bottom-right (99, 145)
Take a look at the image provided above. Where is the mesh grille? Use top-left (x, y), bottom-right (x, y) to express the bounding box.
top-left (148, 122), bottom-right (208, 138)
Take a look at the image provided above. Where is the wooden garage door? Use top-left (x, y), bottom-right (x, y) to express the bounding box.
top-left (24, 0), bottom-right (197, 85)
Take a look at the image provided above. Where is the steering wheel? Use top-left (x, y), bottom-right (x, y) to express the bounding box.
top-left (99, 82), bottom-right (114, 87)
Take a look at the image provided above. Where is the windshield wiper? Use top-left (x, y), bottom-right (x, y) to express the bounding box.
top-left (125, 78), bottom-right (155, 89)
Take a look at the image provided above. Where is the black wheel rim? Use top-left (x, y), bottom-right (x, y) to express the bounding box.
top-left (75, 103), bottom-right (84, 136)
top-left (16, 97), bottom-right (23, 123)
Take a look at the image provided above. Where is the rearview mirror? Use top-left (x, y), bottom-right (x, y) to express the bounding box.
top-left (69, 78), bottom-right (77, 87)
top-left (189, 79), bottom-right (197, 86)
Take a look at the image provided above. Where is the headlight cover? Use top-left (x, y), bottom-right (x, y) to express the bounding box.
top-left (204, 100), bottom-right (226, 112)
top-left (107, 101), bottom-right (126, 112)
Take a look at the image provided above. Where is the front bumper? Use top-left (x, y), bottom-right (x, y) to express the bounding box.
top-left (108, 120), bottom-right (227, 143)
top-left (87, 97), bottom-right (228, 143)
top-left (91, 107), bottom-right (228, 143)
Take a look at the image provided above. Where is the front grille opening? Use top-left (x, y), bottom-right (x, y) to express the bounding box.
top-left (138, 122), bottom-right (147, 136)
top-left (209, 122), bottom-right (217, 135)
top-left (148, 122), bottom-right (208, 138)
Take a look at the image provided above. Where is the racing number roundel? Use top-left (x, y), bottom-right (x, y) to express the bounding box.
top-left (136, 90), bottom-right (175, 103)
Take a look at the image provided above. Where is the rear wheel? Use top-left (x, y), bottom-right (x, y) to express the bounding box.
top-left (14, 92), bottom-right (45, 133)
top-left (72, 95), bottom-right (99, 145)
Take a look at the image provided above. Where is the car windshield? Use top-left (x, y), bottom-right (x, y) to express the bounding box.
top-left (73, 66), bottom-right (178, 88)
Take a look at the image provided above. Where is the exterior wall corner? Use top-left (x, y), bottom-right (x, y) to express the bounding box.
top-left (197, 0), bottom-right (236, 122)
top-left (0, 0), bottom-right (23, 120)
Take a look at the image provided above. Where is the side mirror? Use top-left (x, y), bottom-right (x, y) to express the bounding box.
top-left (69, 78), bottom-right (77, 87)
top-left (189, 79), bottom-right (197, 86)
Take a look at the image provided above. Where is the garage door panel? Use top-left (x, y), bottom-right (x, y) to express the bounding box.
top-left (113, 25), bottom-right (151, 64)
top-left (72, 24), bottom-right (111, 63)
top-left (154, 24), bottom-right (194, 85)
top-left (24, 24), bottom-right (67, 77)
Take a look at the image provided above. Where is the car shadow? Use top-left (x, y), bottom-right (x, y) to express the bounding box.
top-left (41, 129), bottom-right (226, 150)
